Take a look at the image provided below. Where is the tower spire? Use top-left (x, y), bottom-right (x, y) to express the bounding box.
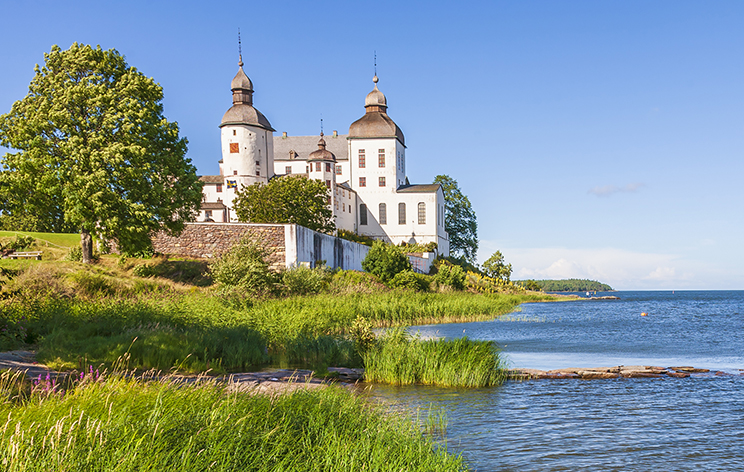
top-left (238, 28), bottom-right (243, 67)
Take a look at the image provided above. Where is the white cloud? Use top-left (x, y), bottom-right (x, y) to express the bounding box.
top-left (588, 182), bottom-right (645, 197)
top-left (477, 242), bottom-right (694, 290)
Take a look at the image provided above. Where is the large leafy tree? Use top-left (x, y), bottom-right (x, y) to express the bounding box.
top-left (233, 175), bottom-right (335, 234)
top-left (0, 43), bottom-right (203, 262)
top-left (482, 250), bottom-right (512, 282)
top-left (433, 175), bottom-right (478, 262)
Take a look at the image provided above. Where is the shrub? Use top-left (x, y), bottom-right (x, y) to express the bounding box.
top-left (388, 270), bottom-right (431, 292)
top-left (327, 270), bottom-right (387, 294)
top-left (209, 237), bottom-right (278, 298)
top-left (281, 265), bottom-right (333, 296)
top-left (337, 229), bottom-right (375, 246)
top-left (63, 245), bottom-right (100, 263)
top-left (434, 264), bottom-right (466, 290)
top-left (361, 241), bottom-right (411, 283)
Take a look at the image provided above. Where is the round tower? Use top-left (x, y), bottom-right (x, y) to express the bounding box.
top-left (308, 132), bottom-right (337, 206)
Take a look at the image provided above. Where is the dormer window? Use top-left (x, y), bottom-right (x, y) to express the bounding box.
top-left (229, 143), bottom-right (239, 153)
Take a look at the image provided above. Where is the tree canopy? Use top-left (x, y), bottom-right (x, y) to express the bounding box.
top-left (0, 43), bottom-right (203, 262)
top-left (515, 279), bottom-right (614, 292)
top-left (233, 175), bottom-right (335, 234)
top-left (482, 250), bottom-right (513, 282)
top-left (433, 175), bottom-right (478, 262)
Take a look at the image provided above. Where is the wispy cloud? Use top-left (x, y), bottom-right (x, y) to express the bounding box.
top-left (588, 182), bottom-right (645, 197)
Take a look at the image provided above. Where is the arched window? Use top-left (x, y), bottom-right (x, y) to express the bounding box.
top-left (398, 203), bottom-right (406, 225)
top-left (418, 202), bottom-right (426, 224)
top-left (360, 204), bottom-right (368, 225)
top-left (379, 203), bottom-right (387, 225)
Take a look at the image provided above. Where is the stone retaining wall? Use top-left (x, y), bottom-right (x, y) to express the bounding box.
top-left (152, 223), bottom-right (286, 270)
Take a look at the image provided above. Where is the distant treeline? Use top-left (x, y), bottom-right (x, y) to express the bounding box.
top-left (515, 279), bottom-right (613, 292)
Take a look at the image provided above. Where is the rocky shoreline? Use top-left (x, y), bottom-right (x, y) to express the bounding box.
top-left (508, 365), bottom-right (743, 380)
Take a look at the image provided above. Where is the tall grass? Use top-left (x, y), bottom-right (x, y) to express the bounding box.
top-left (0, 373), bottom-right (468, 471)
top-left (363, 329), bottom-right (506, 387)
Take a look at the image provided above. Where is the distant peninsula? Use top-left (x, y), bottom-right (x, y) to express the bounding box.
top-left (516, 279), bottom-right (613, 292)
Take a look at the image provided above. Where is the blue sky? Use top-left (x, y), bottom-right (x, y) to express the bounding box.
top-left (1, 1), bottom-right (743, 289)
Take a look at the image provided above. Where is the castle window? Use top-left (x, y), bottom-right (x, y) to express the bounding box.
top-left (229, 143), bottom-right (239, 153)
top-left (398, 203), bottom-right (406, 225)
top-left (315, 162), bottom-right (321, 172)
top-left (326, 180), bottom-right (331, 189)
top-left (336, 165), bottom-right (342, 175)
top-left (256, 171), bottom-right (260, 176)
top-left (378, 149), bottom-right (385, 167)
top-left (349, 205), bottom-right (351, 213)
top-left (359, 177), bottom-right (366, 187)
top-left (379, 176), bottom-right (386, 187)
top-left (205, 210), bottom-right (212, 218)
top-left (232, 130), bottom-right (236, 136)
top-left (418, 202), bottom-right (426, 224)
top-left (233, 170), bottom-right (238, 175)
top-left (285, 166), bottom-right (292, 174)
top-left (379, 203), bottom-right (387, 225)
top-left (360, 204), bottom-right (368, 225)
top-left (256, 161), bottom-right (260, 166)
top-left (216, 183), bottom-right (222, 193)
top-left (342, 203), bottom-right (345, 212)
top-left (359, 150), bottom-right (366, 168)
top-left (326, 163), bottom-right (331, 172)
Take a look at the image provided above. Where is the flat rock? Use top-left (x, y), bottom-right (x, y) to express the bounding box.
top-left (578, 371), bottom-right (620, 379)
top-left (669, 366), bottom-right (710, 373)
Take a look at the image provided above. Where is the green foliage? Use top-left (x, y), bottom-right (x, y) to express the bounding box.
top-left (0, 376), bottom-right (467, 471)
top-left (337, 228), bottom-right (375, 246)
top-left (280, 265), bottom-right (333, 296)
top-left (434, 264), bottom-right (466, 290)
top-left (466, 271), bottom-right (525, 295)
top-left (361, 240), bottom-right (412, 283)
top-left (0, 235), bottom-right (35, 252)
top-left (63, 245), bottom-right (100, 263)
top-left (429, 254), bottom-right (481, 275)
top-left (363, 329), bottom-right (506, 387)
top-left (0, 43), bottom-right (203, 260)
top-left (518, 278), bottom-right (614, 292)
top-left (209, 237), bottom-right (279, 298)
top-left (233, 175), bottom-right (335, 234)
top-left (516, 279), bottom-right (543, 291)
top-left (482, 250), bottom-right (513, 282)
top-left (433, 175), bottom-right (478, 262)
top-left (0, 231), bottom-right (80, 248)
top-left (130, 257), bottom-right (210, 286)
top-left (326, 270), bottom-right (386, 294)
top-left (399, 241), bottom-right (438, 253)
top-left (389, 270), bottom-right (432, 292)
top-left (349, 315), bottom-right (376, 353)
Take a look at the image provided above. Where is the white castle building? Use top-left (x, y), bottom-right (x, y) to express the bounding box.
top-left (198, 55), bottom-right (450, 256)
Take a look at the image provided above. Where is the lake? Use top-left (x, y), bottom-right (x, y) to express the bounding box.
top-left (364, 291), bottom-right (744, 471)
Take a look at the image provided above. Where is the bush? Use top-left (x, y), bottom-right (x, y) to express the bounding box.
top-left (434, 264), bottom-right (466, 290)
top-left (281, 265), bottom-right (333, 296)
top-left (361, 241), bottom-right (411, 283)
top-left (209, 237), bottom-right (278, 298)
top-left (63, 245), bottom-right (100, 263)
top-left (388, 270), bottom-right (431, 292)
top-left (327, 270), bottom-right (387, 294)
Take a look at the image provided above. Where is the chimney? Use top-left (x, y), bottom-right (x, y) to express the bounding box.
top-left (333, 130), bottom-right (338, 137)
top-left (282, 131), bottom-right (287, 138)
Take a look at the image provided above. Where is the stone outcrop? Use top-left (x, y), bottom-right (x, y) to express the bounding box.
top-left (508, 365), bottom-right (725, 380)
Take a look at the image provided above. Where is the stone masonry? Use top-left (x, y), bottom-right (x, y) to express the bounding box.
top-left (152, 223), bottom-right (286, 270)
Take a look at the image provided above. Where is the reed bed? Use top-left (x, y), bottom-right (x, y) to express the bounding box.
top-left (363, 329), bottom-right (507, 388)
top-left (1, 290), bottom-right (542, 375)
top-left (0, 371), bottom-right (468, 471)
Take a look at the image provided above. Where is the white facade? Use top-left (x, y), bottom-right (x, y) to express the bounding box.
top-left (197, 61), bottom-right (449, 257)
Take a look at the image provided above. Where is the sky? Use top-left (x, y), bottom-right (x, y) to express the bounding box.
top-left (1, 0), bottom-right (743, 290)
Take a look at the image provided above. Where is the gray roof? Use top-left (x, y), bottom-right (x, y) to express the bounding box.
top-left (396, 184), bottom-right (441, 193)
top-left (200, 202), bottom-right (227, 210)
top-left (199, 175), bottom-right (223, 183)
top-left (274, 133), bottom-right (348, 161)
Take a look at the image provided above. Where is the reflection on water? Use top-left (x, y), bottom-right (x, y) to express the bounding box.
top-left (368, 291), bottom-right (744, 470)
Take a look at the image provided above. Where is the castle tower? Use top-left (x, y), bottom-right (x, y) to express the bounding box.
top-left (307, 132), bottom-right (338, 207)
top-left (219, 54), bottom-right (275, 220)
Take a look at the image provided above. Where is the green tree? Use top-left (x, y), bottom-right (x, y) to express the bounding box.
top-left (433, 175), bottom-right (478, 262)
top-left (0, 43), bottom-right (202, 263)
top-left (482, 250), bottom-right (512, 282)
top-left (361, 240), bottom-right (412, 283)
top-left (233, 175), bottom-right (335, 234)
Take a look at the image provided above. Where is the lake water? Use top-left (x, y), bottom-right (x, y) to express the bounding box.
top-left (364, 291), bottom-right (744, 471)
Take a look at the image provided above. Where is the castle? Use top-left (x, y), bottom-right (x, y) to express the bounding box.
top-left (197, 54), bottom-right (450, 257)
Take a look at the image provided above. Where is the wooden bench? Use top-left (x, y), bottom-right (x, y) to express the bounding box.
top-left (8, 251), bottom-right (43, 260)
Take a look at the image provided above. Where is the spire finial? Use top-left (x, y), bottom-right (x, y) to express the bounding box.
top-left (373, 51), bottom-right (378, 84)
top-left (320, 116), bottom-right (324, 136)
top-left (238, 28), bottom-right (243, 67)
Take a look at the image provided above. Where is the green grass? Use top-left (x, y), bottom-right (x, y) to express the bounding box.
top-left (363, 329), bottom-right (507, 387)
top-left (0, 230), bottom-right (80, 249)
top-left (0, 372), bottom-right (467, 471)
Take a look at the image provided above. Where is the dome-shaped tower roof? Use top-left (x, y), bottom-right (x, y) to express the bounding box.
top-left (349, 75), bottom-right (404, 145)
top-left (220, 55), bottom-right (274, 131)
top-left (308, 133), bottom-right (337, 162)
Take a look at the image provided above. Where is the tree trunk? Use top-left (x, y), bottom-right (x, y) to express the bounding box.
top-left (81, 229), bottom-right (93, 264)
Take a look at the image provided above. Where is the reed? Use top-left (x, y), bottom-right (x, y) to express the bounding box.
top-left (0, 373), bottom-right (468, 471)
top-left (363, 329), bottom-right (507, 388)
